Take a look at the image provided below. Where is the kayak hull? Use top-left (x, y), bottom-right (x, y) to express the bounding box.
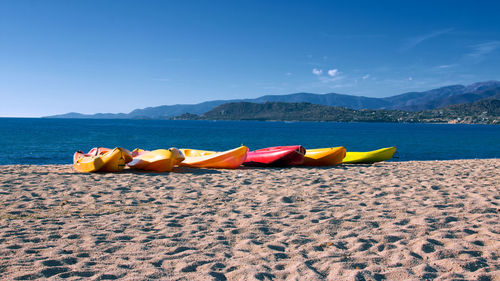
top-left (303, 146), bottom-right (346, 166)
top-left (73, 152), bottom-right (104, 173)
top-left (342, 147), bottom-right (397, 164)
top-left (179, 146), bottom-right (248, 169)
top-left (129, 148), bottom-right (185, 172)
top-left (73, 147), bottom-right (132, 173)
top-left (243, 145), bottom-right (306, 167)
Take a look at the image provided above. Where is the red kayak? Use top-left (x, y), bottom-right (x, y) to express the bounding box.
top-left (243, 145), bottom-right (306, 167)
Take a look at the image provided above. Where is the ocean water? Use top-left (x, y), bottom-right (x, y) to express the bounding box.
top-left (0, 118), bottom-right (499, 165)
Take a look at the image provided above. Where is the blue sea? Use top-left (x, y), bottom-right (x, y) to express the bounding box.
top-left (0, 118), bottom-right (499, 165)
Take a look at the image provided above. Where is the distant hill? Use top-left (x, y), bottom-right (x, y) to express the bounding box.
top-left (50, 112), bottom-right (129, 119)
top-left (45, 81), bottom-right (500, 119)
top-left (383, 81), bottom-right (500, 111)
top-left (175, 98), bottom-right (500, 124)
top-left (433, 98), bottom-right (500, 123)
top-left (198, 102), bottom-right (393, 122)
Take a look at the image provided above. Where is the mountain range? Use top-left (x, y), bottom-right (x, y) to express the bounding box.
top-left (176, 97), bottom-right (499, 124)
top-left (45, 81), bottom-right (500, 119)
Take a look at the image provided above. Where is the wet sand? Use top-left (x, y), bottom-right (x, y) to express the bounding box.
top-left (0, 159), bottom-right (499, 280)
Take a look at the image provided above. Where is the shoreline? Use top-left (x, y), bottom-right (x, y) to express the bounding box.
top-left (1, 159), bottom-right (499, 280)
top-left (2, 116), bottom-right (500, 125)
top-left (1, 157), bottom-right (500, 167)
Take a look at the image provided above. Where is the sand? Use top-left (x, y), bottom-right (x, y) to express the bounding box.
top-left (0, 159), bottom-right (499, 281)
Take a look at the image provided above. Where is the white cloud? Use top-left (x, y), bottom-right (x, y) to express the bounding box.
top-left (327, 69), bottom-right (339, 77)
top-left (362, 74), bottom-right (371, 80)
top-left (408, 77), bottom-right (413, 81)
top-left (437, 64), bottom-right (458, 69)
top-left (312, 68), bottom-right (323, 75)
top-left (467, 41), bottom-right (500, 59)
top-left (403, 28), bottom-right (453, 50)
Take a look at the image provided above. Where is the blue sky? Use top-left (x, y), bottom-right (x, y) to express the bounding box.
top-left (1, 0), bottom-right (499, 117)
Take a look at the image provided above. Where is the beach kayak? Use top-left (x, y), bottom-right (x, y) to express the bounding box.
top-left (179, 146), bottom-right (248, 169)
top-left (73, 147), bottom-right (133, 173)
top-left (342, 146), bottom-right (397, 164)
top-left (303, 146), bottom-right (346, 166)
top-left (243, 145), bottom-right (306, 167)
top-left (128, 148), bottom-right (185, 172)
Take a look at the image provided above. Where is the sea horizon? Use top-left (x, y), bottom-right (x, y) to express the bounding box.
top-left (1, 118), bottom-right (498, 165)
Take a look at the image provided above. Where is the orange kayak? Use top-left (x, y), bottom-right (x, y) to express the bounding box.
top-left (303, 146), bottom-right (346, 166)
top-left (128, 148), bottom-right (185, 172)
top-left (179, 146), bottom-right (248, 169)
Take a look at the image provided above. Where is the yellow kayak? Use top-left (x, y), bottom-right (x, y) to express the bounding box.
top-left (179, 146), bottom-right (248, 169)
top-left (128, 148), bottom-right (185, 172)
top-left (342, 146), bottom-right (397, 164)
top-left (73, 147), bottom-right (133, 173)
top-left (303, 146), bottom-right (346, 166)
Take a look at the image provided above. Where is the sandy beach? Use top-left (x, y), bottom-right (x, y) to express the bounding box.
top-left (0, 159), bottom-right (499, 280)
